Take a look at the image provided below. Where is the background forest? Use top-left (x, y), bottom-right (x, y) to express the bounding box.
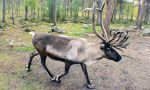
top-left (1, 0), bottom-right (150, 30)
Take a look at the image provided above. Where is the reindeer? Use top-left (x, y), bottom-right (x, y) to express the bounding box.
top-left (26, 2), bottom-right (129, 89)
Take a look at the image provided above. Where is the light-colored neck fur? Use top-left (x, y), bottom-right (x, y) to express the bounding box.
top-left (81, 42), bottom-right (104, 65)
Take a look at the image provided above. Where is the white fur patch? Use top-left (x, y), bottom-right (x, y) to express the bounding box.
top-left (29, 31), bottom-right (35, 38)
top-left (59, 35), bottom-right (70, 38)
top-left (66, 41), bottom-right (82, 60)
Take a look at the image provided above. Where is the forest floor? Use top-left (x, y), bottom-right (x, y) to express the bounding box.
top-left (0, 22), bottom-right (150, 90)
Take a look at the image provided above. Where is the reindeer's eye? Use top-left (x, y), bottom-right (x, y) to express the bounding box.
top-left (100, 44), bottom-right (105, 50)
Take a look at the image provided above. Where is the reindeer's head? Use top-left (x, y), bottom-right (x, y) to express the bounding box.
top-left (99, 30), bottom-right (129, 62)
top-left (84, 2), bottom-right (129, 62)
top-left (100, 43), bottom-right (122, 62)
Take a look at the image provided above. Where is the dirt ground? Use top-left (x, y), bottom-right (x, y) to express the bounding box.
top-left (0, 29), bottom-right (150, 90)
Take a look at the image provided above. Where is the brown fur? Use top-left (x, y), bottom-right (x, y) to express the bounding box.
top-left (32, 33), bottom-right (101, 63)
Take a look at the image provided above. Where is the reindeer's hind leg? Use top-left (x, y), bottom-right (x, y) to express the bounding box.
top-left (40, 55), bottom-right (56, 81)
top-left (55, 61), bottom-right (72, 83)
top-left (80, 63), bottom-right (95, 89)
top-left (26, 51), bottom-right (39, 71)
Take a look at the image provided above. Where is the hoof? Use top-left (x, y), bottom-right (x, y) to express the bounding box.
top-left (51, 76), bottom-right (61, 84)
top-left (26, 65), bottom-right (31, 72)
top-left (55, 76), bottom-right (61, 84)
top-left (26, 68), bottom-right (31, 72)
top-left (51, 77), bottom-right (56, 82)
top-left (86, 84), bottom-right (95, 89)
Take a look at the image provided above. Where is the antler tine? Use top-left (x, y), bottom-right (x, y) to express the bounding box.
top-left (96, 3), bottom-right (105, 11)
top-left (100, 17), bottom-right (108, 39)
top-left (109, 30), bottom-right (128, 44)
top-left (92, 2), bottom-right (106, 42)
top-left (107, 31), bottom-right (123, 44)
top-left (118, 37), bottom-right (129, 46)
top-left (83, 2), bottom-right (107, 43)
top-left (83, 8), bottom-right (93, 12)
top-left (110, 32), bottom-right (125, 45)
top-left (114, 41), bottom-right (129, 48)
top-left (116, 31), bottom-right (128, 45)
top-left (83, 8), bottom-right (103, 12)
top-left (83, 3), bottom-right (105, 12)
top-left (112, 31), bottom-right (129, 48)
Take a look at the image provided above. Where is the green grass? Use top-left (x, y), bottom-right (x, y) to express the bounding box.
top-left (144, 24), bottom-right (150, 29)
top-left (15, 46), bottom-right (34, 52)
top-left (0, 53), bottom-right (13, 62)
top-left (0, 75), bottom-right (9, 90)
top-left (66, 27), bottom-right (92, 37)
top-left (21, 82), bottom-right (42, 90)
top-left (57, 23), bottom-right (103, 37)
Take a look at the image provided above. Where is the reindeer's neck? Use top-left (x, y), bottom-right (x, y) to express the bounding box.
top-left (82, 42), bottom-right (104, 65)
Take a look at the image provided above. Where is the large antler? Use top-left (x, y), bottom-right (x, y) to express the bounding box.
top-left (93, 2), bottom-right (129, 49)
top-left (83, 2), bottom-right (107, 43)
top-left (92, 2), bottom-right (107, 43)
top-left (84, 1), bottom-right (129, 49)
top-left (105, 30), bottom-right (129, 50)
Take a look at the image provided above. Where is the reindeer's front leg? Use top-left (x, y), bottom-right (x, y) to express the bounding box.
top-left (26, 51), bottom-right (39, 71)
top-left (55, 61), bottom-right (72, 83)
top-left (80, 63), bottom-right (95, 89)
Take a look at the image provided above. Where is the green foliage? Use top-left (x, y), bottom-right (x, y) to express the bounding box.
top-left (0, 23), bottom-right (6, 29)
top-left (25, 0), bottom-right (39, 9)
top-left (57, 4), bottom-right (67, 22)
top-left (72, 0), bottom-right (81, 23)
top-left (2, 0), bottom-right (149, 25)
top-left (144, 24), bottom-right (150, 28)
top-left (47, 0), bottom-right (53, 21)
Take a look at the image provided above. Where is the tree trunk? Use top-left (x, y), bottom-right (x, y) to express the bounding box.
top-left (136, 0), bottom-right (145, 29)
top-left (67, 0), bottom-right (69, 16)
top-left (104, 0), bottom-right (114, 36)
top-left (112, 0), bottom-right (117, 22)
top-left (119, 0), bottom-right (123, 20)
top-left (81, 0), bottom-right (85, 18)
top-left (70, 0), bottom-right (72, 18)
top-left (12, 0), bottom-right (15, 25)
top-left (63, 0), bottom-right (67, 17)
top-left (2, 0), bottom-right (6, 23)
top-left (52, 0), bottom-right (57, 26)
top-left (97, 0), bottom-right (102, 25)
top-left (126, 2), bottom-right (130, 21)
top-left (48, 0), bottom-right (52, 22)
top-left (17, 0), bottom-right (21, 15)
top-left (130, 0), bottom-right (135, 21)
top-left (25, 0), bottom-right (28, 20)
top-left (144, 0), bottom-right (150, 24)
